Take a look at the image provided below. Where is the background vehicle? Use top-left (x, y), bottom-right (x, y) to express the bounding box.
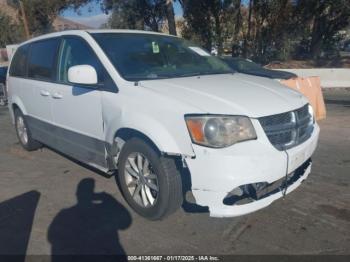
top-left (221, 57), bottom-right (297, 80)
top-left (0, 66), bottom-right (8, 106)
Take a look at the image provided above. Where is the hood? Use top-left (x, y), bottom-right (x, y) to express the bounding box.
top-left (139, 73), bottom-right (308, 118)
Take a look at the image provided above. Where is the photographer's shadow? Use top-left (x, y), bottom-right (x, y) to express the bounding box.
top-left (48, 178), bottom-right (132, 257)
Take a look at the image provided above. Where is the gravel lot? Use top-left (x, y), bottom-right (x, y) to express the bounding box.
top-left (0, 89), bottom-right (349, 256)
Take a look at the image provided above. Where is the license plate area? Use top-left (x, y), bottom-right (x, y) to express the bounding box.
top-left (223, 159), bottom-right (312, 206)
top-left (288, 149), bottom-right (307, 173)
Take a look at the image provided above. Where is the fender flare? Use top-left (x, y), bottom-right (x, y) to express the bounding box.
top-left (9, 96), bottom-right (28, 124)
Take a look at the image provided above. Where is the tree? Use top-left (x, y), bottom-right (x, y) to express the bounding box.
top-left (107, 0), bottom-right (144, 29)
top-left (252, 0), bottom-right (294, 61)
top-left (294, 0), bottom-right (350, 58)
top-left (209, 0), bottom-right (224, 54)
top-left (182, 0), bottom-right (236, 54)
top-left (243, 0), bottom-right (252, 56)
top-left (143, 0), bottom-right (167, 31)
top-left (0, 10), bottom-right (23, 47)
top-left (165, 0), bottom-right (177, 35)
top-left (181, 0), bottom-right (213, 51)
top-left (104, 0), bottom-right (168, 32)
top-left (6, 0), bottom-right (92, 36)
top-left (232, 0), bottom-right (242, 41)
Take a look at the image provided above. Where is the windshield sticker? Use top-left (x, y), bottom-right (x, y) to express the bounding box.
top-left (189, 47), bottom-right (210, 56)
top-left (152, 42), bottom-right (160, 53)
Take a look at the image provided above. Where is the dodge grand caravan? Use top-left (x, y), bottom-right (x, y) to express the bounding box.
top-left (7, 30), bottom-right (319, 220)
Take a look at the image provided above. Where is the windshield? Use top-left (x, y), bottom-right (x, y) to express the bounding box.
top-left (91, 33), bottom-right (233, 81)
top-left (224, 58), bottom-right (262, 72)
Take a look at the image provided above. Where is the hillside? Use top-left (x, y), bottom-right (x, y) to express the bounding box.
top-left (0, 0), bottom-right (90, 31)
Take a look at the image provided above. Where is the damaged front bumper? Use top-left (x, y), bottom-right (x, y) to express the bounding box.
top-left (185, 120), bottom-right (320, 218)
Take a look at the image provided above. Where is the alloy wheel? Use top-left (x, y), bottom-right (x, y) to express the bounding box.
top-left (17, 116), bottom-right (28, 145)
top-left (124, 152), bottom-right (159, 208)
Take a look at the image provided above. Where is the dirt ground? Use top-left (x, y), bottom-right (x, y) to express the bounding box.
top-left (0, 89), bottom-right (349, 257)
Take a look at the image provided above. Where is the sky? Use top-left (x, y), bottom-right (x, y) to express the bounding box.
top-left (62, 1), bottom-right (183, 28)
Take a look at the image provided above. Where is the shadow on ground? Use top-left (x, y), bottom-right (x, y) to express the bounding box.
top-left (47, 178), bottom-right (132, 260)
top-left (0, 191), bottom-right (40, 261)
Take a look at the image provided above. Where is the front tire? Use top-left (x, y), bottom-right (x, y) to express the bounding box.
top-left (117, 138), bottom-right (183, 220)
top-left (14, 109), bottom-right (42, 151)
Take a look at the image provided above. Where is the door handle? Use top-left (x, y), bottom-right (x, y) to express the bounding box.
top-left (52, 93), bottom-right (63, 99)
top-left (40, 90), bottom-right (50, 97)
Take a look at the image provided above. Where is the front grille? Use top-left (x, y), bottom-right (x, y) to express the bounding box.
top-left (259, 104), bottom-right (314, 150)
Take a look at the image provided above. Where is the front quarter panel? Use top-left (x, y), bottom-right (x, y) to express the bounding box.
top-left (102, 86), bottom-right (197, 157)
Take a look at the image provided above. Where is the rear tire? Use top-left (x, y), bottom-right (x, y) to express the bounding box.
top-left (117, 138), bottom-right (183, 220)
top-left (14, 109), bottom-right (42, 151)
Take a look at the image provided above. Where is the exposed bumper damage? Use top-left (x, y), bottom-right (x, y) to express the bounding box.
top-left (185, 120), bottom-right (320, 218)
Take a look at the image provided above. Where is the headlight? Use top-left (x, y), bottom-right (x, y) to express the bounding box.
top-left (185, 115), bottom-right (257, 148)
top-left (308, 104), bottom-right (315, 123)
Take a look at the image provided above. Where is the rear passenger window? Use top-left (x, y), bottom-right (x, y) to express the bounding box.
top-left (10, 45), bottom-right (29, 77)
top-left (28, 39), bottom-right (60, 81)
top-left (58, 37), bottom-right (105, 84)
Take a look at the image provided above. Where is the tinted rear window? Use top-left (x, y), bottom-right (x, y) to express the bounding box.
top-left (10, 45), bottom-right (29, 77)
top-left (28, 38), bottom-right (60, 81)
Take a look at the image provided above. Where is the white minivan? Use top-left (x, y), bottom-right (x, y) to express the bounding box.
top-left (7, 30), bottom-right (319, 220)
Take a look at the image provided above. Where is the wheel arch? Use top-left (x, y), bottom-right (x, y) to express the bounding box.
top-left (106, 126), bottom-right (189, 171)
top-left (10, 98), bottom-right (27, 124)
top-left (103, 111), bottom-right (195, 170)
top-left (105, 114), bottom-right (195, 156)
top-left (115, 127), bottom-right (163, 156)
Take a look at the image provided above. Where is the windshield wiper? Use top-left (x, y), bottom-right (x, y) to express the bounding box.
top-left (126, 71), bottom-right (234, 81)
top-left (178, 72), bottom-right (202, 78)
top-left (179, 71), bottom-right (234, 78)
top-left (200, 71), bottom-right (234, 76)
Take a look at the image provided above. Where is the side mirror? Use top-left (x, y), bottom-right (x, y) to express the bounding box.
top-left (68, 65), bottom-right (98, 85)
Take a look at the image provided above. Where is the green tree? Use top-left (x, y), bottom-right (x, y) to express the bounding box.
top-left (181, 0), bottom-right (237, 54)
top-left (181, 0), bottom-right (213, 51)
top-left (7, 0), bottom-right (93, 36)
top-left (249, 0), bottom-right (295, 62)
top-left (294, 0), bottom-right (350, 58)
top-left (107, 0), bottom-right (144, 29)
top-left (232, 0), bottom-right (242, 41)
top-left (104, 0), bottom-right (168, 32)
top-left (0, 10), bottom-right (24, 47)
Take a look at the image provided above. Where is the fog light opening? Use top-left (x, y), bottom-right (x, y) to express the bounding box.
top-left (223, 182), bottom-right (269, 206)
